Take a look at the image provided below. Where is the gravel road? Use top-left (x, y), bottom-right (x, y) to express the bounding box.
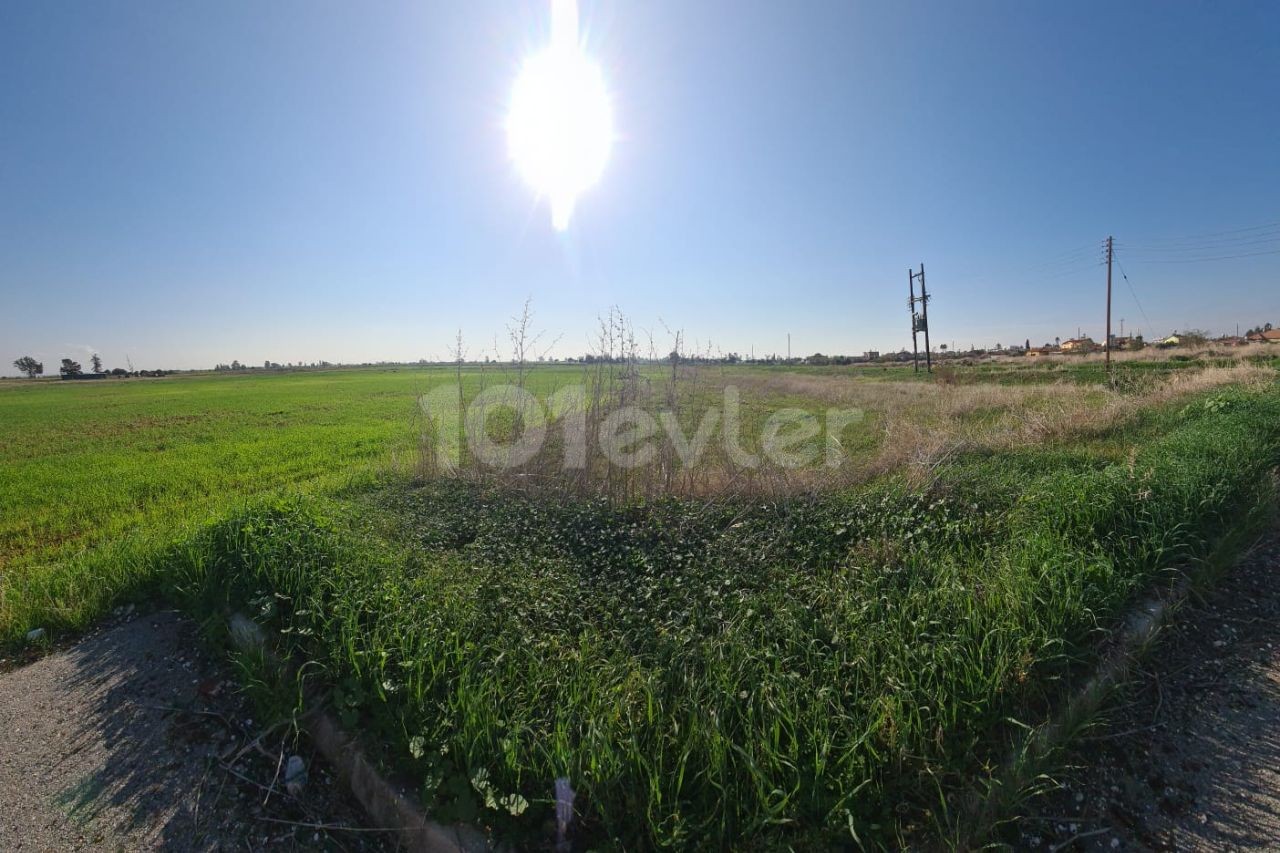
top-left (0, 609), bottom-right (388, 852)
top-left (1021, 523), bottom-right (1280, 851)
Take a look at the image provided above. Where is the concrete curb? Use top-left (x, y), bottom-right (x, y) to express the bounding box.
top-left (955, 576), bottom-right (1191, 845)
top-left (227, 613), bottom-right (491, 853)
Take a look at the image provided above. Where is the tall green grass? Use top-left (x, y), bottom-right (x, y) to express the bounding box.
top-left (166, 386), bottom-right (1280, 848)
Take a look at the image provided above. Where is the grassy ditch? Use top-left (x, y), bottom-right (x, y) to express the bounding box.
top-left (160, 384), bottom-right (1280, 848)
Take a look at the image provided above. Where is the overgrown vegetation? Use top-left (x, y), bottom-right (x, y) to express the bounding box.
top-left (2, 360), bottom-right (1278, 847)
top-left (170, 382), bottom-right (1278, 848)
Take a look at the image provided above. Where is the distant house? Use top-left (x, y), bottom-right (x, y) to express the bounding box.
top-left (1262, 330), bottom-right (1280, 344)
top-left (1060, 337), bottom-right (1096, 353)
top-left (1110, 336), bottom-right (1132, 349)
top-left (1158, 335), bottom-right (1181, 348)
top-left (863, 351), bottom-right (880, 360)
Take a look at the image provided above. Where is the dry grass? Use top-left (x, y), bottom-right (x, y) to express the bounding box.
top-left (860, 361), bottom-right (1274, 486)
top-left (995, 342), bottom-right (1268, 366)
top-left (424, 359), bottom-right (1276, 499)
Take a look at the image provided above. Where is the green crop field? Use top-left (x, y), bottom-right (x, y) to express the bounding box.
top-left (2, 355), bottom-right (1278, 848)
top-left (1, 368), bottom-right (418, 567)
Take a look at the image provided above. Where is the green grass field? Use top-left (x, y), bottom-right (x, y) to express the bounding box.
top-left (2, 357), bottom-right (1278, 848)
top-left (0, 359), bottom-right (935, 582)
top-left (0, 369), bottom-right (418, 567)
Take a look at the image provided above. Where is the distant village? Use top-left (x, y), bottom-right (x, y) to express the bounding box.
top-left (1000, 324), bottom-right (1279, 360)
top-left (646, 322), bottom-right (1280, 367)
top-left (759, 322), bottom-right (1279, 366)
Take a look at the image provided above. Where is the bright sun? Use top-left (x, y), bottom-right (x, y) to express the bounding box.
top-left (507, 0), bottom-right (613, 231)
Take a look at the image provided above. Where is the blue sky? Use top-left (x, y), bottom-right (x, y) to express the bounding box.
top-left (2, 1), bottom-right (1278, 371)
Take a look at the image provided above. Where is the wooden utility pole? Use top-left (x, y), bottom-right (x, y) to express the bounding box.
top-left (1105, 236), bottom-right (1114, 372)
top-left (908, 264), bottom-right (931, 373)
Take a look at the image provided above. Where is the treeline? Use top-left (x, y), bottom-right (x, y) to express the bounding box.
top-left (10, 355), bottom-right (170, 380)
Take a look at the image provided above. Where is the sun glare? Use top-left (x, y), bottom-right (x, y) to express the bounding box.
top-left (507, 0), bottom-right (613, 231)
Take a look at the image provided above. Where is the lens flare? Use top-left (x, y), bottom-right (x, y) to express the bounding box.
top-left (506, 0), bottom-right (613, 230)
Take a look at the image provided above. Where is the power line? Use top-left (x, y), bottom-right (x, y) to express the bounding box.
top-left (1121, 218), bottom-right (1280, 246)
top-left (1118, 224), bottom-right (1280, 242)
top-left (1118, 246), bottom-right (1280, 264)
top-left (1019, 257), bottom-right (1105, 287)
top-left (1016, 242), bottom-right (1107, 273)
top-left (946, 240), bottom-right (1108, 293)
top-left (1116, 232), bottom-right (1280, 253)
top-left (1112, 251), bottom-right (1154, 336)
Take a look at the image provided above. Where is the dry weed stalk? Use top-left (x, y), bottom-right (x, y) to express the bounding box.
top-left (419, 322), bottom-right (1276, 501)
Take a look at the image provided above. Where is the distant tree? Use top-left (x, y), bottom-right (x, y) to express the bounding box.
top-left (59, 358), bottom-right (82, 377)
top-left (1267, 322), bottom-right (1274, 332)
top-left (13, 356), bottom-right (43, 378)
top-left (939, 343), bottom-right (948, 353)
top-left (90, 353), bottom-right (103, 373)
top-left (1179, 329), bottom-right (1211, 347)
top-left (1024, 338), bottom-right (1031, 351)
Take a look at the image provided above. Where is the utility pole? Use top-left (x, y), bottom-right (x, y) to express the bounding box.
top-left (909, 271), bottom-right (919, 372)
top-left (908, 264), bottom-right (931, 373)
top-left (1105, 236), bottom-right (1114, 372)
top-left (787, 333), bottom-right (791, 362)
top-left (922, 267), bottom-right (932, 371)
